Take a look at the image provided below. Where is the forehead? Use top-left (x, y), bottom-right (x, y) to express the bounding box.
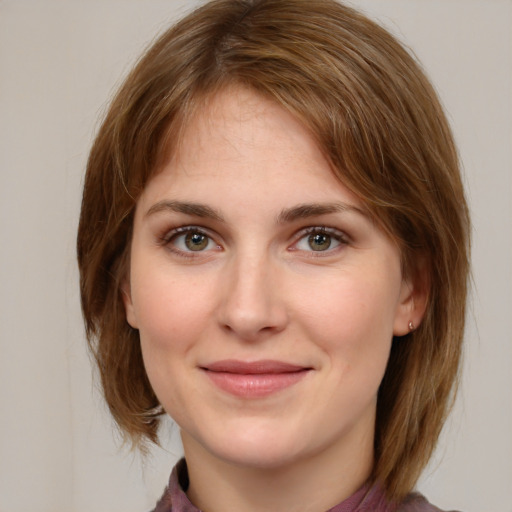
top-left (174, 87), bottom-right (324, 171)
top-left (139, 86), bottom-right (363, 212)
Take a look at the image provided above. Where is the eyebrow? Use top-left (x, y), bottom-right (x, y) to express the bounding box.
top-left (145, 200), bottom-right (366, 224)
top-left (145, 200), bottom-right (225, 222)
top-left (276, 202), bottom-right (366, 224)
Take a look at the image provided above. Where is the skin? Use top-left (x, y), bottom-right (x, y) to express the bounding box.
top-left (123, 86), bottom-right (425, 512)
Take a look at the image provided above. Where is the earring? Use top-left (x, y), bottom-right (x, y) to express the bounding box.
top-left (408, 321), bottom-right (415, 331)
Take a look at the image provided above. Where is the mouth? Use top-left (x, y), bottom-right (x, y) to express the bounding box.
top-left (200, 360), bottom-right (312, 398)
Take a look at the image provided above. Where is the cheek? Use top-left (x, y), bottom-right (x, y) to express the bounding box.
top-left (292, 270), bottom-right (398, 372)
top-left (130, 266), bottom-right (217, 414)
top-left (130, 264), bottom-right (215, 354)
top-left (297, 272), bottom-right (398, 332)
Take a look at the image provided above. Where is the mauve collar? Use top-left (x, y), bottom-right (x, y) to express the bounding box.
top-left (152, 458), bottom-right (395, 512)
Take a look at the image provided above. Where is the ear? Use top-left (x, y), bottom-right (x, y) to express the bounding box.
top-left (393, 265), bottom-right (429, 336)
top-left (120, 279), bottom-right (139, 329)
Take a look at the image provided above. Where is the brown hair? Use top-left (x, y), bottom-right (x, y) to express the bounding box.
top-left (77, 0), bottom-right (470, 502)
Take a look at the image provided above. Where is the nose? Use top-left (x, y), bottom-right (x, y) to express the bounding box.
top-left (217, 253), bottom-right (288, 341)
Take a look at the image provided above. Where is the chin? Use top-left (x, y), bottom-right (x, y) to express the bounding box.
top-left (183, 421), bottom-right (312, 471)
top-left (215, 444), bottom-right (307, 471)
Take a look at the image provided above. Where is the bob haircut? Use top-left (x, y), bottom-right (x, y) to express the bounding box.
top-left (77, 0), bottom-right (470, 502)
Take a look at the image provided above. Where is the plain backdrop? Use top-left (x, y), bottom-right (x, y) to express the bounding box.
top-left (0, 1), bottom-right (511, 511)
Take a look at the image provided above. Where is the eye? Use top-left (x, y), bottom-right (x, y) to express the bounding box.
top-left (182, 231), bottom-right (210, 251)
top-left (293, 227), bottom-right (346, 253)
top-left (165, 227), bottom-right (220, 253)
top-left (306, 232), bottom-right (335, 251)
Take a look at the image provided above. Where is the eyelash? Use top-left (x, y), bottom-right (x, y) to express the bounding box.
top-left (291, 226), bottom-right (349, 256)
top-left (159, 225), bottom-right (350, 258)
top-left (159, 226), bottom-right (220, 259)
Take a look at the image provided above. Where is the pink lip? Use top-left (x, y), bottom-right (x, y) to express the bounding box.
top-left (201, 360), bottom-right (311, 398)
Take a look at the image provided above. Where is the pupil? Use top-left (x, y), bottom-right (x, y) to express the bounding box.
top-left (185, 232), bottom-right (208, 251)
top-left (309, 233), bottom-right (331, 251)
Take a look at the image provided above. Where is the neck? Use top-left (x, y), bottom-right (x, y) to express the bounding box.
top-left (181, 427), bottom-right (374, 512)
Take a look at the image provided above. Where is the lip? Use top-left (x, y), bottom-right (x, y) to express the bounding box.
top-left (200, 359), bottom-right (312, 398)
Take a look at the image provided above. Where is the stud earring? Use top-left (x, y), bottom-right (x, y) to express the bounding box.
top-left (408, 321), bottom-right (415, 331)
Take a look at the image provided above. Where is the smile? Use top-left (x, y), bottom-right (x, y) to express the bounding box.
top-left (200, 360), bottom-right (312, 398)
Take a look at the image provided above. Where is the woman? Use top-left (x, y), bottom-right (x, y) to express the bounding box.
top-left (77, 0), bottom-right (470, 510)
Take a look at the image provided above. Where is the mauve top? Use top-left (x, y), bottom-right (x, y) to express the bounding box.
top-left (152, 459), bottom-right (460, 512)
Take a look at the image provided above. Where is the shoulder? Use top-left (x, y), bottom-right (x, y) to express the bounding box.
top-left (397, 492), bottom-right (463, 512)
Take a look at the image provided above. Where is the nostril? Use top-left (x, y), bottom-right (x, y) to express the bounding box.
top-left (218, 305), bottom-right (288, 340)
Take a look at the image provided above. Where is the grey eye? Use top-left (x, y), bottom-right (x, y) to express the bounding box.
top-left (184, 231), bottom-right (209, 251)
top-left (170, 229), bottom-right (216, 252)
top-left (294, 228), bottom-right (345, 253)
top-left (308, 233), bottom-right (332, 251)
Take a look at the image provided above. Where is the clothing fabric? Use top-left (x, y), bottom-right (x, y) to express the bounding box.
top-left (151, 459), bottom-right (460, 512)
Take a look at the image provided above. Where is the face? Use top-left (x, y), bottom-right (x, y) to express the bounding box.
top-left (124, 87), bottom-right (418, 471)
